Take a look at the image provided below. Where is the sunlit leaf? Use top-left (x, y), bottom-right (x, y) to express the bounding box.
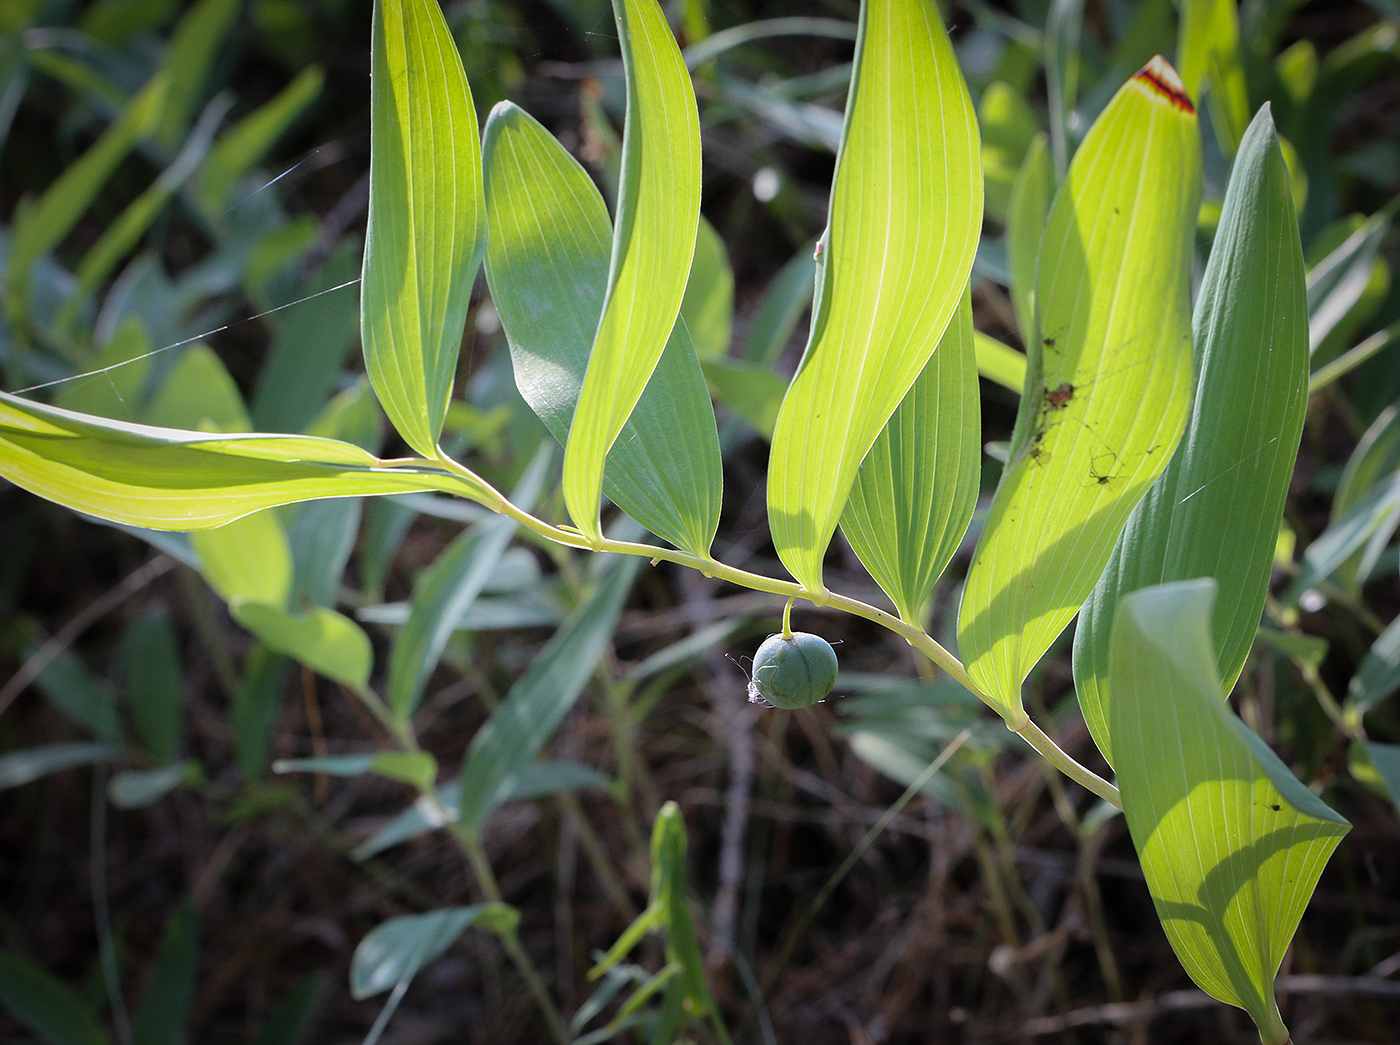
top-left (361, 0), bottom-right (486, 456)
top-left (1177, 0), bottom-right (1250, 154)
top-left (959, 58), bottom-right (1201, 720)
top-left (841, 289), bottom-right (979, 622)
top-left (767, 0), bottom-right (980, 599)
top-left (1110, 579), bottom-right (1348, 1044)
top-left (562, 0), bottom-right (702, 544)
top-left (231, 603), bottom-right (373, 690)
top-left (680, 217), bottom-right (734, 359)
top-left (483, 101), bottom-right (720, 556)
top-left (979, 81), bottom-right (1039, 224)
top-left (0, 391), bottom-right (484, 530)
top-left (1074, 105), bottom-right (1308, 764)
top-left (972, 331), bottom-right (1027, 393)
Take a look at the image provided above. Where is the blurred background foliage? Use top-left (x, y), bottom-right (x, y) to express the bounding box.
top-left (2, 0), bottom-right (1400, 1042)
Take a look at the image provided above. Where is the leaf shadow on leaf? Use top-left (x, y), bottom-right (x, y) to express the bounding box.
top-left (1137, 806), bottom-right (1341, 1021)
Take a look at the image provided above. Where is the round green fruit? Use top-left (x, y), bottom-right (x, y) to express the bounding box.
top-left (747, 632), bottom-right (838, 710)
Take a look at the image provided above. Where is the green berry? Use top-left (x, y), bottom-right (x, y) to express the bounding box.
top-left (747, 632), bottom-right (838, 710)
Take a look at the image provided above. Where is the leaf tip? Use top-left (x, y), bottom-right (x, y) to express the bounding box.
top-left (1134, 56), bottom-right (1196, 115)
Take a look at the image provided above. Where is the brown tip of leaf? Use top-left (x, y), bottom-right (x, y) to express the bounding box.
top-left (1134, 56), bottom-right (1195, 114)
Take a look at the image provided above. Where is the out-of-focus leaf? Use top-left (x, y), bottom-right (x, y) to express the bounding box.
top-left (1284, 471), bottom-right (1400, 608)
top-left (679, 217), bottom-right (734, 359)
top-left (743, 244), bottom-right (816, 365)
top-left (1330, 402), bottom-right (1400, 593)
top-left (0, 743), bottom-right (121, 791)
top-left (767, 0), bottom-right (980, 599)
top-left (0, 952), bottom-right (108, 1045)
top-left (979, 81), bottom-right (1038, 223)
top-left (131, 897), bottom-right (198, 1045)
top-left (231, 604), bottom-right (373, 690)
top-left (701, 358), bottom-right (787, 438)
top-left (1177, 0), bottom-right (1250, 153)
top-left (157, 0), bottom-right (238, 147)
top-left (192, 510), bottom-right (292, 607)
top-left (108, 763), bottom-right (195, 808)
top-left (1361, 741), bottom-right (1400, 813)
top-left (0, 392), bottom-right (482, 530)
top-left (286, 498), bottom-right (361, 609)
top-left (248, 972), bottom-right (324, 1045)
top-left (972, 331), bottom-right (1027, 393)
top-left (483, 102), bottom-right (720, 555)
top-left (198, 66), bottom-right (325, 214)
top-left (1109, 579), bottom-right (1349, 1044)
top-left (959, 59), bottom-right (1201, 720)
top-left (562, 0), bottom-right (702, 543)
top-left (274, 752), bottom-right (437, 791)
top-left (841, 289), bottom-right (979, 622)
top-left (1074, 106), bottom-right (1308, 764)
top-left (350, 905), bottom-right (518, 1001)
top-left (458, 556), bottom-right (638, 832)
top-left (121, 605), bottom-right (184, 763)
top-left (33, 649), bottom-right (122, 740)
top-left (5, 73), bottom-right (168, 323)
top-left (232, 647), bottom-right (287, 779)
top-left (361, 0), bottom-right (486, 456)
top-left (1006, 133), bottom-right (1052, 343)
top-left (1346, 613), bottom-right (1400, 719)
top-left (1044, 0), bottom-right (1083, 178)
top-left (1307, 212), bottom-right (1390, 354)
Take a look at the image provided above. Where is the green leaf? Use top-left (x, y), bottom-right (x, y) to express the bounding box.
top-left (679, 217), bottom-right (734, 360)
top-left (350, 905), bottom-right (518, 1001)
top-left (1360, 741), bottom-right (1400, 813)
top-left (248, 972), bottom-right (324, 1045)
top-left (979, 81), bottom-right (1039, 224)
top-left (121, 606), bottom-right (184, 763)
top-left (1177, 0), bottom-right (1250, 154)
top-left (649, 802), bottom-right (716, 1021)
top-left (370, 752), bottom-right (438, 790)
top-left (108, 763), bottom-right (195, 808)
top-left (156, 0), bottom-right (238, 148)
top-left (766, 0), bottom-right (981, 599)
top-left (1329, 401), bottom-right (1400, 593)
top-left (286, 499), bottom-right (362, 609)
top-left (958, 58), bottom-right (1201, 720)
top-left (198, 65), bottom-right (325, 214)
top-left (232, 648), bottom-right (288, 780)
top-left (561, 0), bottom-right (702, 543)
top-left (1346, 613), bottom-right (1400, 719)
top-left (742, 244), bottom-right (815, 364)
top-left (1006, 133), bottom-right (1052, 343)
top-left (0, 391), bottom-right (484, 530)
top-left (0, 952), bottom-right (108, 1045)
top-left (1307, 212), bottom-right (1390, 355)
top-left (231, 603), bottom-right (373, 690)
top-left (32, 648), bottom-right (122, 740)
top-left (841, 288), bottom-right (979, 622)
top-left (1284, 472), bottom-right (1400, 608)
top-left (1109, 579), bottom-right (1349, 1044)
top-left (972, 332), bottom-right (1027, 393)
top-left (701, 358), bottom-right (786, 438)
top-left (458, 556), bottom-right (638, 832)
top-left (191, 510), bottom-right (293, 607)
top-left (145, 344), bottom-right (254, 433)
top-left (0, 743), bottom-right (121, 791)
top-left (5, 72), bottom-right (168, 324)
top-left (1074, 105), bottom-right (1308, 765)
top-left (482, 101), bottom-right (720, 556)
top-left (361, 0), bottom-right (486, 457)
top-left (132, 897), bottom-right (198, 1045)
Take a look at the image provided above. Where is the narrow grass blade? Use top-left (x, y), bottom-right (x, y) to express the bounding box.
top-left (650, 802), bottom-right (717, 1022)
top-left (1110, 580), bottom-right (1349, 1045)
top-left (973, 332), bottom-right (1027, 393)
top-left (121, 607), bottom-right (184, 763)
top-left (680, 217), bottom-right (734, 360)
top-left (156, 0), bottom-right (237, 148)
top-left (1074, 105), bottom-right (1308, 765)
top-left (483, 101), bottom-right (720, 556)
top-left (0, 392), bottom-right (486, 530)
top-left (841, 289), bottom-right (979, 622)
top-left (1006, 133), bottom-right (1052, 343)
top-left (562, 0), bottom-right (702, 543)
top-left (959, 58), bottom-right (1201, 720)
top-left (767, 0), bottom-right (981, 599)
top-left (1329, 402), bottom-right (1400, 593)
top-left (457, 556), bottom-right (639, 831)
top-left (0, 742), bottom-right (121, 791)
top-left (361, 0), bottom-right (486, 457)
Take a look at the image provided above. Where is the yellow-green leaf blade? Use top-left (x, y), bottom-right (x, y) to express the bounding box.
top-left (361, 0), bottom-right (486, 457)
top-left (1110, 579), bottom-right (1349, 1043)
top-left (0, 392), bottom-right (480, 530)
top-left (958, 58), bottom-right (1201, 719)
top-left (1006, 132), bottom-right (1053, 344)
top-left (1178, 0), bottom-right (1250, 154)
top-left (482, 101), bottom-right (721, 556)
top-left (1074, 106), bottom-right (1309, 765)
top-left (562, 0), bottom-right (702, 543)
top-left (767, 0), bottom-right (981, 599)
top-left (841, 288), bottom-right (979, 623)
